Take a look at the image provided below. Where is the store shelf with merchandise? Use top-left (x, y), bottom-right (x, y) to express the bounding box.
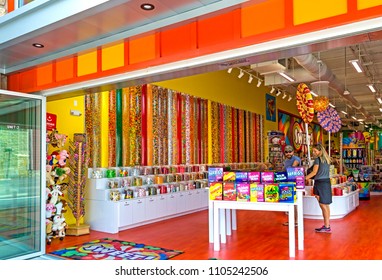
top-left (342, 147), bottom-right (366, 170)
top-left (85, 166), bottom-right (209, 234)
top-left (303, 179), bottom-right (359, 219)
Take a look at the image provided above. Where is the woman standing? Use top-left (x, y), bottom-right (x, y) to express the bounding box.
top-left (305, 143), bottom-right (332, 233)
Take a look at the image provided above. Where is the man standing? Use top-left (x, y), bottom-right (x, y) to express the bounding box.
top-left (283, 145), bottom-right (301, 170)
top-left (282, 145), bottom-right (301, 226)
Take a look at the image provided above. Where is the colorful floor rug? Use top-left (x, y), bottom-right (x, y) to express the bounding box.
top-left (49, 238), bottom-right (184, 260)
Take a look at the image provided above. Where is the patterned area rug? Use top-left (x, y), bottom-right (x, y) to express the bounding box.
top-left (49, 238), bottom-right (184, 260)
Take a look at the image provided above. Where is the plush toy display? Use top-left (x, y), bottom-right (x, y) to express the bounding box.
top-left (45, 133), bottom-right (70, 245)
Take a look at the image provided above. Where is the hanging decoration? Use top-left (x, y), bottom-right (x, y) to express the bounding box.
top-left (317, 106), bottom-right (342, 133)
top-left (313, 96), bottom-right (330, 112)
top-left (296, 83), bottom-right (315, 123)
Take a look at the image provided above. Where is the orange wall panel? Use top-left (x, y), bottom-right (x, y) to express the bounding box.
top-left (293, 0), bottom-right (347, 25)
top-left (102, 41), bottom-right (125, 71)
top-left (8, 73), bottom-right (20, 92)
top-left (77, 49), bottom-right (98, 76)
top-left (358, 0), bottom-right (382, 10)
top-left (129, 34), bottom-right (156, 65)
top-left (197, 11), bottom-right (238, 48)
top-left (241, 0), bottom-right (285, 37)
top-left (19, 69), bottom-right (36, 91)
top-left (56, 57), bottom-right (75, 81)
top-left (161, 23), bottom-right (197, 57)
top-left (36, 62), bottom-right (53, 86)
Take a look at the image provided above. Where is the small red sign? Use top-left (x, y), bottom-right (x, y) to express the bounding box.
top-left (46, 113), bottom-right (57, 131)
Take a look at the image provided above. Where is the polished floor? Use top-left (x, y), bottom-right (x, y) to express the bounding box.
top-left (46, 195), bottom-right (382, 260)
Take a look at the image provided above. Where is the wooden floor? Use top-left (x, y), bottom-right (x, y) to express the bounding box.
top-left (46, 195), bottom-right (382, 260)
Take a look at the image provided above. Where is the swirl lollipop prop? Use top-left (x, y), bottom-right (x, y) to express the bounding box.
top-left (296, 83), bottom-right (315, 161)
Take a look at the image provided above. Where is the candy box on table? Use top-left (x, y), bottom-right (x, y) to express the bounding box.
top-left (223, 182), bottom-right (236, 201)
top-left (264, 183), bottom-right (279, 202)
top-left (208, 167), bottom-right (223, 182)
top-left (250, 182), bottom-right (264, 202)
top-left (209, 182), bottom-right (223, 200)
top-left (236, 183), bottom-right (250, 202)
top-left (278, 182), bottom-right (296, 203)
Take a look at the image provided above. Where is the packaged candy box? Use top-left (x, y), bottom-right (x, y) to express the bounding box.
top-left (236, 183), bottom-right (250, 202)
top-left (209, 182), bottom-right (223, 200)
top-left (250, 182), bottom-right (264, 202)
top-left (223, 182), bottom-right (236, 201)
top-left (264, 183), bottom-right (279, 202)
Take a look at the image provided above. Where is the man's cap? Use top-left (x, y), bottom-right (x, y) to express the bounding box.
top-left (284, 145), bottom-right (294, 152)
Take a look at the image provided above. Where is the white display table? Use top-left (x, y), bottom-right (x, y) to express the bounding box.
top-left (209, 190), bottom-right (305, 258)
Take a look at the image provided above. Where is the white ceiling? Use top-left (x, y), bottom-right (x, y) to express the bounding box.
top-left (2, 0), bottom-right (382, 129)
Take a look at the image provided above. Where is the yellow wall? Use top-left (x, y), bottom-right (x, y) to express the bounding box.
top-left (154, 69), bottom-right (300, 160)
top-left (47, 96), bottom-right (85, 226)
top-left (46, 97), bottom-right (85, 143)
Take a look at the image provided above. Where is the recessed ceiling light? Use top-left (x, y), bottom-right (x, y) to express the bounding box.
top-left (32, 43), bottom-right (44, 48)
top-left (140, 3), bottom-right (155, 10)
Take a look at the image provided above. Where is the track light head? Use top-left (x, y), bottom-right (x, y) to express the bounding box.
top-left (288, 95), bottom-right (292, 102)
top-left (282, 92), bottom-right (287, 99)
top-left (248, 75), bottom-right (253, 83)
top-left (256, 79), bottom-right (262, 87)
top-left (270, 86), bottom-right (275, 94)
top-left (276, 89), bottom-right (282, 96)
top-left (227, 68), bottom-right (233, 73)
top-left (238, 70), bottom-right (244, 79)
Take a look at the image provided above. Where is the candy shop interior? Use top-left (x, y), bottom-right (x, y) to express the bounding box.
top-left (42, 48), bottom-right (382, 241)
top-left (4, 0), bottom-right (382, 261)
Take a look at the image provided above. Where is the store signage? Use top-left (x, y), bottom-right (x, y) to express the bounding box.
top-left (292, 121), bottom-right (313, 152)
top-left (46, 113), bottom-right (57, 131)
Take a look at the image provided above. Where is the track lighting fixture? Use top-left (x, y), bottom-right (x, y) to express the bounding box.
top-left (270, 86), bottom-right (275, 94)
top-left (278, 72), bottom-right (295, 82)
top-left (248, 75), bottom-right (253, 83)
top-left (288, 95), bottom-right (292, 102)
top-left (367, 84), bottom-right (377, 93)
top-left (310, 90), bottom-right (318, 97)
top-left (349, 59), bottom-right (363, 73)
top-left (282, 92), bottom-right (287, 99)
top-left (276, 89), bottom-right (282, 96)
top-left (227, 68), bottom-right (233, 73)
top-left (238, 70), bottom-right (244, 79)
top-left (256, 79), bottom-right (262, 87)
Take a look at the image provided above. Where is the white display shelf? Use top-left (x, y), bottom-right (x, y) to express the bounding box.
top-left (85, 177), bottom-right (209, 233)
top-left (303, 188), bottom-right (359, 219)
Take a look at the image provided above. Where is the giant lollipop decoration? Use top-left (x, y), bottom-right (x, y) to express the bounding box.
top-left (317, 106), bottom-right (342, 133)
top-left (296, 83), bottom-right (315, 161)
top-left (313, 96), bottom-right (330, 112)
top-left (296, 83), bottom-right (315, 123)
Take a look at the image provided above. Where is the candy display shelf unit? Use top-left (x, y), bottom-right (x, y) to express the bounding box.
top-left (303, 184), bottom-right (359, 219)
top-left (85, 168), bottom-right (209, 233)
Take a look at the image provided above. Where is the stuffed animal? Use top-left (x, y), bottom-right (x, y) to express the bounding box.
top-left (49, 185), bottom-right (63, 205)
top-left (46, 165), bottom-right (55, 186)
top-left (58, 150), bottom-right (69, 167)
top-left (52, 215), bottom-right (67, 238)
top-left (55, 167), bottom-right (70, 184)
top-left (46, 203), bottom-right (56, 218)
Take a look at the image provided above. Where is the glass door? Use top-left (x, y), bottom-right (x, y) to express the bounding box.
top-left (0, 89), bottom-right (45, 259)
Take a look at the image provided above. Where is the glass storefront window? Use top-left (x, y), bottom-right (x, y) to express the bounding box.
top-left (0, 91), bottom-right (45, 259)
